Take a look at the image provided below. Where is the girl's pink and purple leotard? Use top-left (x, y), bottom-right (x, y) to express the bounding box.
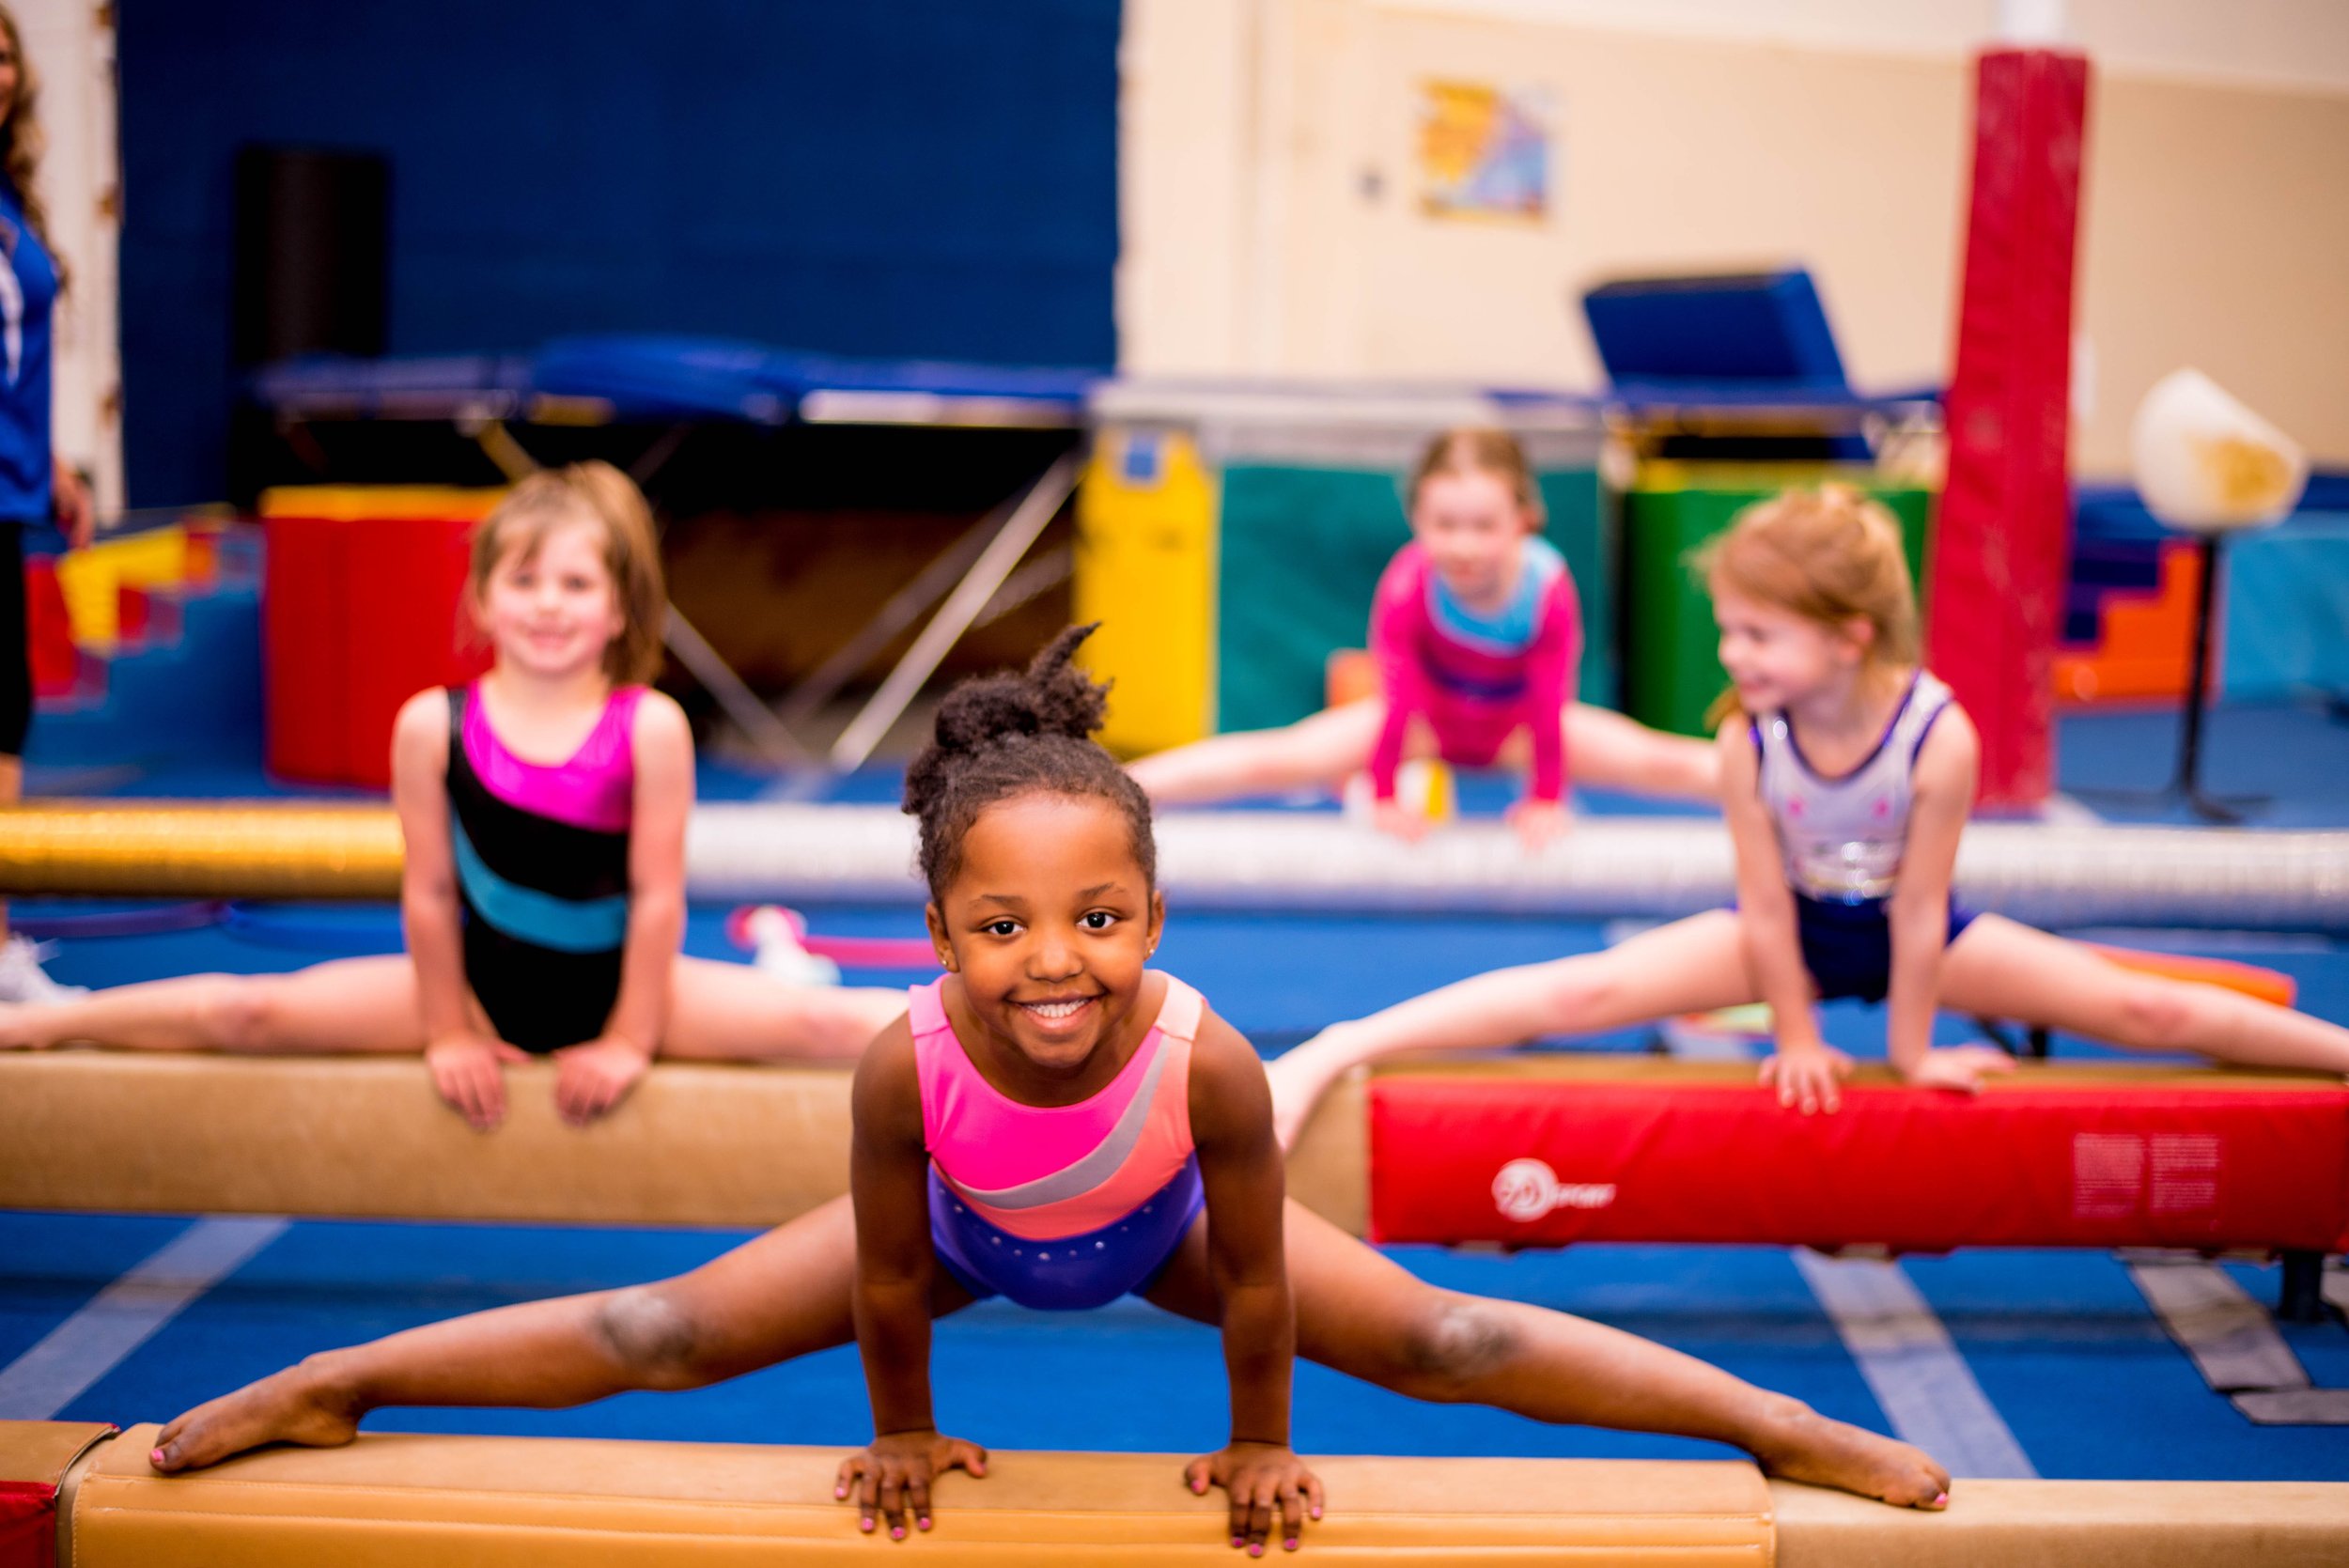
top-left (916, 972), bottom-right (1206, 1312)
top-left (1366, 537), bottom-right (1581, 803)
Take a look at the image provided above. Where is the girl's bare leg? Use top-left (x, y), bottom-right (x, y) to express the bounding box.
top-left (1939, 915), bottom-right (2349, 1073)
top-left (1563, 704), bottom-right (1720, 803)
top-left (1268, 910), bottom-right (1759, 1148)
top-left (152, 1195), bottom-right (970, 1472)
top-left (1128, 701), bottom-right (1389, 805)
top-left (661, 955), bottom-right (907, 1063)
top-left (0, 955), bottom-right (433, 1053)
top-left (1145, 1202), bottom-right (1946, 1508)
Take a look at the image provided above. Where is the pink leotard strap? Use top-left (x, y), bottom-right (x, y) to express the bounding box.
top-left (911, 973), bottom-right (1202, 1242)
top-left (459, 683), bottom-right (644, 833)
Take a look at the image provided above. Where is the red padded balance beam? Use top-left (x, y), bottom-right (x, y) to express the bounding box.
top-left (1928, 48), bottom-right (2091, 809)
top-left (1369, 1060), bottom-right (2349, 1255)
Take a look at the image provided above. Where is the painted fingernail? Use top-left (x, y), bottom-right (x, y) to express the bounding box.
top-left (1250, 1545), bottom-right (1265, 1558)
top-left (149, 1448), bottom-right (168, 1467)
top-left (891, 1527), bottom-right (905, 1540)
top-left (1231, 1536), bottom-right (1243, 1547)
top-left (1934, 1490), bottom-right (1950, 1508)
top-left (1286, 1537), bottom-right (1300, 1550)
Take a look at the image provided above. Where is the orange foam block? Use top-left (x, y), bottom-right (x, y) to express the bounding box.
top-left (2089, 943), bottom-right (2295, 1009)
top-left (2055, 543), bottom-right (2201, 704)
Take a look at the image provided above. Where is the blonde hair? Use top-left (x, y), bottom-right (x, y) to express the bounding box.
top-left (0, 6), bottom-right (65, 292)
top-left (1699, 486), bottom-right (1920, 669)
top-left (468, 461), bottom-right (666, 686)
top-left (1406, 427), bottom-right (1546, 527)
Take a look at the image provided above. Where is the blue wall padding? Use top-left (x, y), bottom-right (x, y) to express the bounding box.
top-left (117, 0), bottom-right (1120, 505)
top-left (1581, 270), bottom-right (1849, 391)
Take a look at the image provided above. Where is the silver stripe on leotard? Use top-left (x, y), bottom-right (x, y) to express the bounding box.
top-left (947, 1031), bottom-right (1172, 1210)
top-left (1755, 671), bottom-right (1952, 902)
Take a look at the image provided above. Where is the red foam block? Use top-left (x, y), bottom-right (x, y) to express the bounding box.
top-left (1369, 1073), bottom-right (2349, 1255)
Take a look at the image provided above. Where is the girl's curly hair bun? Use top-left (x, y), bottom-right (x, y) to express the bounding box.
top-left (902, 624), bottom-right (1154, 896)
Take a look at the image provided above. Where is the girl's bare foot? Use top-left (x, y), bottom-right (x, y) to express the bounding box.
top-left (1748, 1400), bottom-right (1950, 1509)
top-left (148, 1361), bottom-right (363, 1473)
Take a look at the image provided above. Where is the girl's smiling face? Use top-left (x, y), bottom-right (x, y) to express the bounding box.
top-left (1711, 582), bottom-right (1864, 714)
top-left (926, 791), bottom-right (1163, 1087)
top-left (477, 514), bottom-right (627, 681)
top-left (1410, 468), bottom-right (1536, 608)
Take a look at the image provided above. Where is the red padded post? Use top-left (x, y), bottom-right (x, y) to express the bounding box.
top-left (343, 517), bottom-right (489, 791)
top-left (262, 512), bottom-right (356, 784)
top-left (1928, 48), bottom-right (2091, 809)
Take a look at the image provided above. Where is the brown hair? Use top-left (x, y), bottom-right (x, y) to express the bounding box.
top-left (1700, 485), bottom-right (1921, 666)
top-left (0, 6), bottom-right (65, 292)
top-left (467, 461), bottom-right (666, 686)
top-left (1406, 427), bottom-right (1545, 527)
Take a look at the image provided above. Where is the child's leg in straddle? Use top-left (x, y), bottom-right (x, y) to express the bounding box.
top-left (1144, 1202), bottom-right (1948, 1508)
top-left (1268, 910), bottom-right (1758, 1147)
top-left (1562, 703), bottom-right (1721, 802)
top-left (1938, 914), bottom-right (2349, 1074)
top-left (1127, 701), bottom-right (1389, 805)
top-left (150, 1195), bottom-right (966, 1473)
top-left (660, 955), bottom-right (908, 1063)
top-left (0, 955), bottom-right (431, 1053)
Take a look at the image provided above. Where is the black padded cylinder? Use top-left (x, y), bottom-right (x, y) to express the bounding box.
top-left (231, 146), bottom-right (389, 366)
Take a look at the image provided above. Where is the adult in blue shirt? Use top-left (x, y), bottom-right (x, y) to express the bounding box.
top-left (0, 6), bottom-right (91, 1001)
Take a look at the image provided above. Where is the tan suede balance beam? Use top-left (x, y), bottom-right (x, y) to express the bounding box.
top-left (0, 1052), bottom-right (1371, 1234)
top-left (7, 1423), bottom-right (2346, 1566)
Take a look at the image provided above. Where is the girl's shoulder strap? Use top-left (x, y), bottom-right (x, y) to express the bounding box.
top-left (444, 683), bottom-right (474, 773)
top-left (1901, 669), bottom-right (1958, 763)
top-left (907, 975), bottom-right (953, 1043)
top-left (1147, 971), bottom-right (1206, 1044)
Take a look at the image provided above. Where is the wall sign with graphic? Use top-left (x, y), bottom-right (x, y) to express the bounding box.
top-left (1418, 80), bottom-right (1553, 223)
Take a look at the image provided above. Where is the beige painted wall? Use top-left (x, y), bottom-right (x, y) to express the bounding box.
top-left (1121, 0), bottom-right (2349, 474)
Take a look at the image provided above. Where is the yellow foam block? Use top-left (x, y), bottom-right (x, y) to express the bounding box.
top-left (54, 527), bottom-right (189, 645)
top-left (257, 485), bottom-right (507, 521)
top-left (1075, 428), bottom-right (1217, 758)
top-left (66, 1426), bottom-right (1773, 1565)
